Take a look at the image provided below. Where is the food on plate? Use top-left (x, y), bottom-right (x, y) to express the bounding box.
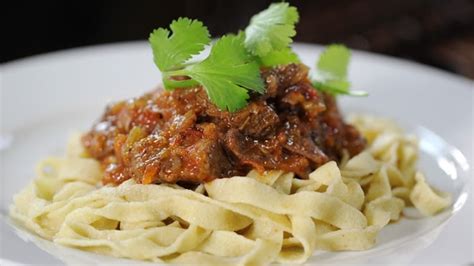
top-left (82, 63), bottom-right (365, 186)
top-left (10, 3), bottom-right (451, 265)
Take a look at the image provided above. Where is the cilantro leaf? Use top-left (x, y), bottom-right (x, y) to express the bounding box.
top-left (185, 35), bottom-right (264, 112)
top-left (259, 47), bottom-right (300, 67)
top-left (314, 44), bottom-right (368, 96)
top-left (317, 44), bottom-right (350, 80)
top-left (244, 3), bottom-right (299, 57)
top-left (149, 18), bottom-right (210, 71)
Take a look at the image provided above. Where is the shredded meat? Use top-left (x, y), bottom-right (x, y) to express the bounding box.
top-left (82, 64), bottom-right (366, 185)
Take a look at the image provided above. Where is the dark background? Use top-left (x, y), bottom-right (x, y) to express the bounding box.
top-left (3, 0), bottom-right (474, 78)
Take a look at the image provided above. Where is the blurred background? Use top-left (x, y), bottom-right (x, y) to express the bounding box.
top-left (3, 0), bottom-right (474, 78)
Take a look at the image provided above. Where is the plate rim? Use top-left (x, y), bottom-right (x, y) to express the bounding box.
top-left (1, 41), bottom-right (472, 265)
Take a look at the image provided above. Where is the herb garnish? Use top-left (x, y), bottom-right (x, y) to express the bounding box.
top-left (149, 3), bottom-right (366, 112)
top-left (313, 45), bottom-right (368, 96)
top-left (244, 3), bottom-right (299, 58)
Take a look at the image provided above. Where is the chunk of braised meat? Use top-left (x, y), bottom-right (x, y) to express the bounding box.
top-left (224, 128), bottom-right (311, 178)
top-left (262, 63), bottom-right (309, 98)
top-left (279, 116), bottom-right (329, 167)
top-left (130, 122), bottom-right (232, 184)
top-left (82, 63), bottom-right (366, 185)
top-left (223, 101), bottom-right (280, 139)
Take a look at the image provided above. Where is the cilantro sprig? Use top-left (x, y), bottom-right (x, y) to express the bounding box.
top-left (149, 19), bottom-right (264, 111)
top-left (313, 45), bottom-right (368, 96)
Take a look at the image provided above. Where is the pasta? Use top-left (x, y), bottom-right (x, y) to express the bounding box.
top-left (10, 115), bottom-right (451, 265)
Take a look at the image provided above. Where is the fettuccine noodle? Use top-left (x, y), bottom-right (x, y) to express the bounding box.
top-left (10, 115), bottom-right (451, 265)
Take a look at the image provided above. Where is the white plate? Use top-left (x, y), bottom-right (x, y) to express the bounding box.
top-left (0, 42), bottom-right (473, 265)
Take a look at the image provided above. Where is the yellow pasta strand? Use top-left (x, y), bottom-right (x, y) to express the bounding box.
top-left (410, 172), bottom-right (452, 216)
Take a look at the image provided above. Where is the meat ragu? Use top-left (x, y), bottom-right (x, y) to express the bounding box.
top-left (82, 64), bottom-right (366, 186)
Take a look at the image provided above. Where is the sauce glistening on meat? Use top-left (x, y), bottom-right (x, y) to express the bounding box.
top-left (82, 64), bottom-right (366, 185)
